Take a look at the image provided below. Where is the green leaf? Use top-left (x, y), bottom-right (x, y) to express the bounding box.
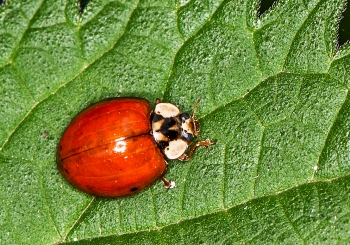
top-left (1, 0), bottom-right (349, 244)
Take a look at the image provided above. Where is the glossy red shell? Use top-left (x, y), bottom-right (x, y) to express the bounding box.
top-left (57, 97), bottom-right (167, 197)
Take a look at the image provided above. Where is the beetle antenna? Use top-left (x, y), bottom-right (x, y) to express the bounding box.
top-left (193, 98), bottom-right (201, 119)
top-left (192, 99), bottom-right (201, 138)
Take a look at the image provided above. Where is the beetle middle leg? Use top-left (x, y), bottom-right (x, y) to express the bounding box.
top-left (177, 139), bottom-right (216, 161)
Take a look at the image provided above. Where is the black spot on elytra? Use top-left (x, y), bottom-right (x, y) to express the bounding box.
top-left (130, 187), bottom-right (139, 192)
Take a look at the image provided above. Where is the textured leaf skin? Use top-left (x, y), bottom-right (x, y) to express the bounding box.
top-left (0, 0), bottom-right (350, 244)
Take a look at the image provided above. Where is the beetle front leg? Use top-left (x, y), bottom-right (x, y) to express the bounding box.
top-left (177, 139), bottom-right (216, 161)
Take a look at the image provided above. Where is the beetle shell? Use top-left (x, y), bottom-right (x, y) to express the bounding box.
top-left (57, 98), bottom-right (167, 197)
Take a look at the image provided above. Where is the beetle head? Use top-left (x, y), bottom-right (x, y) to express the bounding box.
top-left (180, 99), bottom-right (201, 142)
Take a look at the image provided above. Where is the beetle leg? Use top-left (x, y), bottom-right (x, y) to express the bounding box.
top-left (161, 177), bottom-right (175, 189)
top-left (177, 139), bottom-right (216, 161)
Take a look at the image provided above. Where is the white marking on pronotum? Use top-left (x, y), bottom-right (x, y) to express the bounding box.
top-left (164, 139), bottom-right (188, 159)
top-left (155, 103), bottom-right (180, 117)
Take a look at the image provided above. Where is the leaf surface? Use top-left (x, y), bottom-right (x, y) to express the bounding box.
top-left (1, 0), bottom-right (350, 244)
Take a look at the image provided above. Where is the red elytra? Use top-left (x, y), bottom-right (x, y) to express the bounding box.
top-left (57, 97), bottom-right (216, 198)
top-left (57, 98), bottom-right (167, 197)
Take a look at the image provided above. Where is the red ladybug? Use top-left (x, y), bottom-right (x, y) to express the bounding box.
top-left (57, 97), bottom-right (215, 197)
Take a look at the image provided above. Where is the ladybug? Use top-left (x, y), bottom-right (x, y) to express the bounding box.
top-left (57, 97), bottom-right (215, 197)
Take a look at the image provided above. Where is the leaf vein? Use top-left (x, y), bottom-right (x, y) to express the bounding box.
top-left (0, 0), bottom-right (141, 152)
top-left (276, 194), bottom-right (306, 244)
top-left (61, 197), bottom-right (96, 242)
